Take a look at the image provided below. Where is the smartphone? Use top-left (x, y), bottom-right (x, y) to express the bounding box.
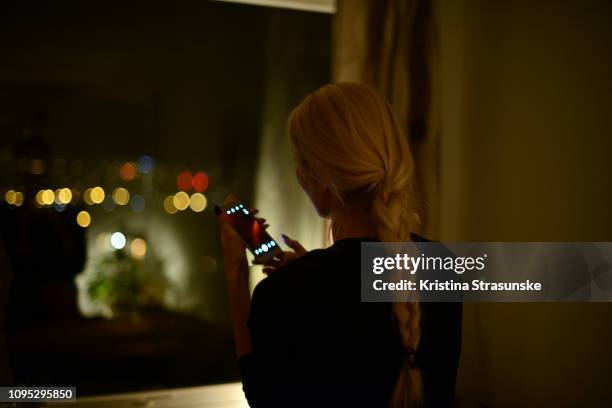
top-left (219, 201), bottom-right (283, 263)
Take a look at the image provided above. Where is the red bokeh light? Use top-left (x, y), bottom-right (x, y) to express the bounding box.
top-left (192, 171), bottom-right (209, 192)
top-left (177, 171), bottom-right (193, 191)
top-left (119, 162), bottom-right (137, 181)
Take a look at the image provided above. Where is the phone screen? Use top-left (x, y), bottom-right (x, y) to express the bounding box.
top-left (221, 202), bottom-right (281, 260)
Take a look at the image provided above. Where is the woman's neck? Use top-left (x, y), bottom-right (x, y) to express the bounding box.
top-left (330, 202), bottom-right (378, 242)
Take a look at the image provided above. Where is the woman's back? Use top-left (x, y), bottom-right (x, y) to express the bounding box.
top-left (239, 236), bottom-right (462, 407)
top-left (220, 82), bottom-right (462, 407)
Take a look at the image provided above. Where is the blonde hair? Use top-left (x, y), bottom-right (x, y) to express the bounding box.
top-left (288, 82), bottom-right (422, 407)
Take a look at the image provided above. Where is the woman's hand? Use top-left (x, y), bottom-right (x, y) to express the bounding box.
top-left (258, 234), bottom-right (307, 275)
top-left (215, 193), bottom-right (266, 358)
top-left (215, 194), bottom-right (248, 280)
top-left (215, 194), bottom-right (269, 282)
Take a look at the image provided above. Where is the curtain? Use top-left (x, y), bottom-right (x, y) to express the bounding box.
top-left (251, 10), bottom-right (330, 290)
top-left (332, 0), bottom-right (440, 240)
top-left (252, 1), bottom-right (439, 289)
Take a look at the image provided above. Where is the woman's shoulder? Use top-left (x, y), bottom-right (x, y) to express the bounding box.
top-left (252, 241), bottom-right (358, 300)
top-left (257, 247), bottom-right (333, 287)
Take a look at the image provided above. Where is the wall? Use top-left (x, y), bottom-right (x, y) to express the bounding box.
top-left (436, 0), bottom-right (612, 406)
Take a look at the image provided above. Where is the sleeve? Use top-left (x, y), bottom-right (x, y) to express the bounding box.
top-left (237, 278), bottom-right (288, 408)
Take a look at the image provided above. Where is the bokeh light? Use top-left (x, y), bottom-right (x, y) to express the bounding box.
top-left (110, 232), bottom-right (126, 249)
top-left (177, 171), bottom-right (193, 191)
top-left (130, 238), bottom-right (147, 259)
top-left (41, 189), bottom-right (55, 205)
top-left (54, 203), bottom-right (66, 212)
top-left (119, 162), bottom-right (138, 181)
top-left (192, 171), bottom-right (209, 192)
top-left (137, 155), bottom-right (154, 174)
top-left (83, 188), bottom-right (94, 205)
top-left (14, 192), bottom-right (23, 206)
top-left (56, 187), bottom-right (73, 204)
top-left (189, 193), bottom-right (207, 212)
top-left (35, 190), bottom-right (44, 206)
top-left (130, 195), bottom-right (145, 213)
top-left (5, 190), bottom-right (23, 207)
top-left (112, 187), bottom-right (130, 206)
top-left (90, 187), bottom-right (105, 204)
top-left (5, 190), bottom-right (16, 204)
top-left (173, 191), bottom-right (190, 211)
top-left (163, 195), bottom-right (177, 214)
top-left (76, 210), bottom-right (91, 228)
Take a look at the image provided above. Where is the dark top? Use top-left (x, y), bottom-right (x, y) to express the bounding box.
top-left (238, 235), bottom-right (462, 407)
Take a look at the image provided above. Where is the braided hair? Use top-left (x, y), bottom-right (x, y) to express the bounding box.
top-left (288, 82), bottom-right (422, 407)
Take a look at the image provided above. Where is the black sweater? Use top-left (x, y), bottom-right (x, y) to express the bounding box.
top-left (238, 236), bottom-right (462, 407)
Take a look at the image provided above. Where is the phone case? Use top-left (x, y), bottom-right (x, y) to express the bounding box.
top-left (220, 201), bottom-right (283, 263)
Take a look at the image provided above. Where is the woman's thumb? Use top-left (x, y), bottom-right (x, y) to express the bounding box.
top-left (281, 234), bottom-right (307, 256)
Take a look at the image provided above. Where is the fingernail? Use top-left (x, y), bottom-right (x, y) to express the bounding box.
top-left (281, 233), bottom-right (290, 242)
top-left (214, 205), bottom-right (221, 216)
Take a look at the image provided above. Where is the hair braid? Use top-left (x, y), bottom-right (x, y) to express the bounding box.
top-left (288, 82), bottom-right (423, 407)
top-left (371, 183), bottom-right (423, 408)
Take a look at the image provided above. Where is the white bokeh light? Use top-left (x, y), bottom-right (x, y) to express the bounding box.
top-left (110, 232), bottom-right (126, 249)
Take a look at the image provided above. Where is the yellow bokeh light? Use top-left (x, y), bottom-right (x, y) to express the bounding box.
top-left (189, 193), bottom-right (207, 212)
top-left (5, 190), bottom-right (16, 204)
top-left (35, 190), bottom-right (44, 206)
top-left (130, 238), bottom-right (147, 259)
top-left (41, 189), bottom-right (55, 205)
top-left (163, 195), bottom-right (177, 214)
top-left (83, 188), bottom-right (94, 205)
top-left (173, 191), bottom-right (189, 211)
top-left (112, 187), bottom-right (130, 205)
top-left (14, 192), bottom-right (23, 206)
top-left (76, 210), bottom-right (91, 227)
top-left (90, 186), bottom-right (105, 204)
top-left (56, 187), bottom-right (72, 204)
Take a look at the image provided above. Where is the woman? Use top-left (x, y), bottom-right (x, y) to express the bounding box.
top-left (216, 82), bottom-right (462, 407)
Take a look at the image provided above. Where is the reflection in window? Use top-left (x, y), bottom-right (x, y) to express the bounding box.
top-left (0, 0), bottom-right (330, 395)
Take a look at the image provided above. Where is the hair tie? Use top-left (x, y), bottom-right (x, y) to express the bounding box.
top-left (404, 349), bottom-right (418, 369)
